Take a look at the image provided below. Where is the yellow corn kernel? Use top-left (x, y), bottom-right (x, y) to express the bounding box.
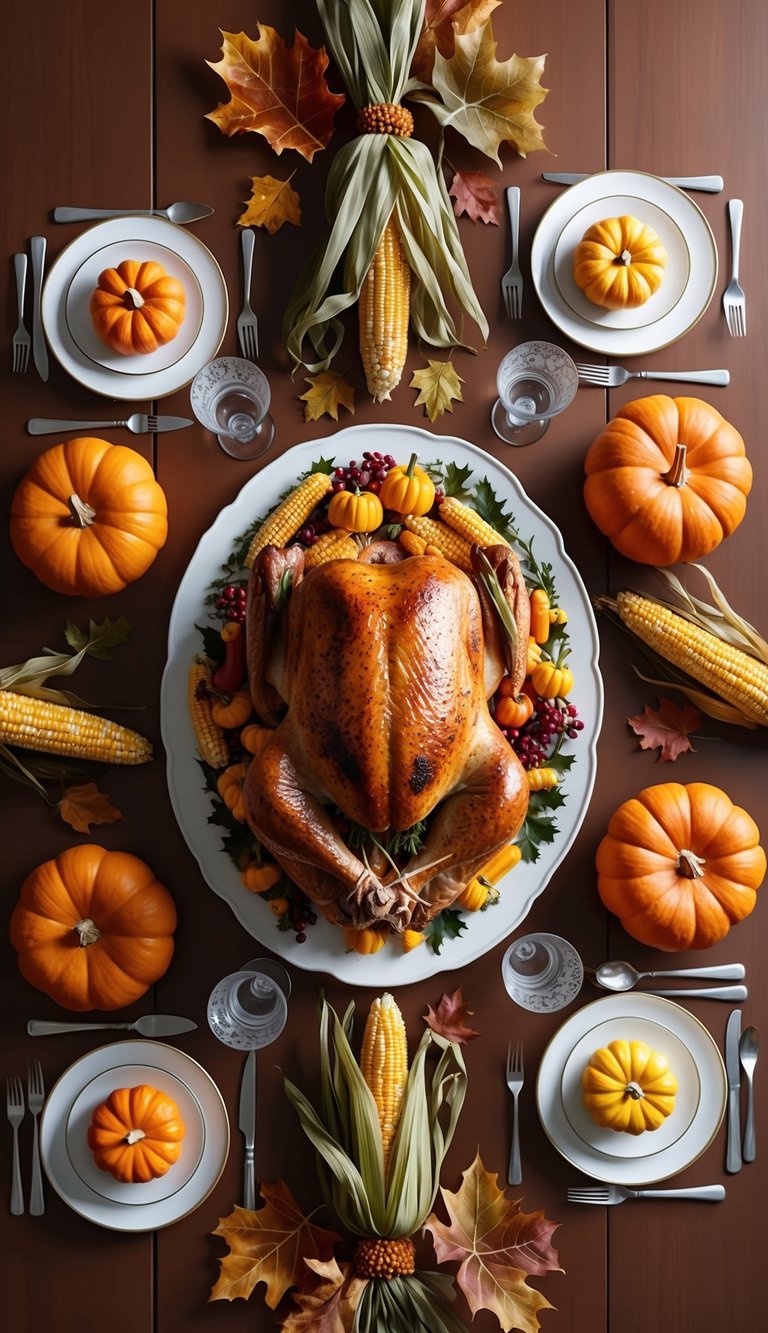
top-left (439, 496), bottom-right (510, 549)
top-left (188, 662), bottom-right (230, 768)
top-left (360, 992), bottom-right (409, 1169)
top-left (527, 766), bottom-right (559, 792)
top-left (403, 515), bottom-right (473, 572)
top-left (303, 529), bottom-right (360, 569)
top-left (359, 214), bottom-right (411, 402)
top-left (244, 472), bottom-right (332, 568)
top-left (398, 529), bottom-right (427, 557)
top-left (0, 689), bottom-right (152, 765)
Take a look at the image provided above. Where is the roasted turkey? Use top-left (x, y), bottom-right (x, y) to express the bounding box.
top-left (243, 544), bottom-right (530, 933)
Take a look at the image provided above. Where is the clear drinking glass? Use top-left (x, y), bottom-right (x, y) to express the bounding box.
top-left (491, 341), bottom-right (579, 446)
top-left (190, 356), bottom-right (275, 460)
top-left (501, 932), bottom-right (584, 1013)
top-left (207, 958), bottom-right (291, 1050)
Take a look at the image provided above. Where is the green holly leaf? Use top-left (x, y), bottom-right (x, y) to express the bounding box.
top-left (424, 908), bottom-right (467, 955)
top-left (442, 461), bottom-right (474, 501)
top-left (222, 822), bottom-right (259, 866)
top-left (473, 476), bottom-right (518, 541)
top-left (546, 750), bottom-right (576, 775)
top-left (309, 456), bottom-right (336, 475)
top-left (516, 791), bottom-right (561, 863)
top-left (195, 623), bottom-right (227, 665)
top-left (65, 615), bottom-right (135, 659)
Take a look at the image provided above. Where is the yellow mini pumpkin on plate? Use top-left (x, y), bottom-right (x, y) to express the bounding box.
top-left (573, 216), bottom-right (668, 309)
top-left (582, 1038), bottom-right (678, 1134)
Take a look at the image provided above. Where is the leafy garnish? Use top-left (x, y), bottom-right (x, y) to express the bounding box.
top-left (424, 908), bottom-right (467, 954)
top-left (195, 624), bottom-right (226, 664)
top-left (440, 461), bottom-right (474, 501)
top-left (472, 476), bottom-right (518, 541)
top-left (516, 790), bottom-right (563, 863)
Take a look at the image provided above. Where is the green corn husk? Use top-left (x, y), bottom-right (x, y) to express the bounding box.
top-left (283, 0), bottom-right (488, 374)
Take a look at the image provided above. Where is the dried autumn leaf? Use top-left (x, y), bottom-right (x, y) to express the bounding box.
top-left (206, 27), bottom-right (345, 163)
top-left (448, 168), bottom-right (501, 223)
top-left (300, 372), bottom-right (356, 422)
top-left (64, 614), bottom-right (135, 660)
top-left (424, 988), bottom-right (479, 1043)
top-left (425, 1152), bottom-right (562, 1333)
top-left (210, 1181), bottom-right (340, 1308)
top-left (238, 174), bottom-right (301, 234)
top-left (57, 783), bottom-right (124, 834)
top-left (627, 697), bottom-right (701, 762)
top-left (412, 0), bottom-right (501, 83)
top-left (283, 1257), bottom-right (367, 1333)
top-left (429, 23), bottom-right (549, 163)
top-left (410, 359), bottom-right (464, 421)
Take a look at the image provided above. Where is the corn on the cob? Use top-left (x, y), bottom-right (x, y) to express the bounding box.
top-left (398, 529), bottom-right (427, 557)
top-left (188, 662), bottom-right (230, 768)
top-left (527, 766), bottom-right (559, 792)
top-left (0, 689), bottom-right (152, 764)
top-left (403, 515), bottom-right (473, 572)
top-left (360, 992), bottom-right (408, 1169)
top-left (359, 214), bottom-right (411, 403)
top-left (303, 529), bottom-right (359, 569)
top-left (616, 590), bottom-right (768, 727)
top-left (244, 473), bottom-right (332, 568)
top-left (439, 496), bottom-right (510, 549)
top-left (354, 1236), bottom-right (415, 1279)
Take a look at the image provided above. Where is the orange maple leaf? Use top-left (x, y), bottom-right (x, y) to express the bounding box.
top-left (282, 1257), bottom-right (367, 1332)
top-left (238, 174), bottom-right (302, 234)
top-left (425, 1153), bottom-right (562, 1333)
top-left (448, 168), bottom-right (501, 223)
top-left (424, 988), bottom-right (480, 1043)
top-left (412, 0), bottom-right (501, 83)
top-left (210, 1181), bottom-right (339, 1308)
top-left (57, 782), bottom-right (124, 834)
top-left (206, 27), bottom-right (345, 163)
top-left (627, 696), bottom-right (701, 761)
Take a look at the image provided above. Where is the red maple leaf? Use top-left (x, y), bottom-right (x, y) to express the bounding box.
top-left (448, 168), bottom-right (501, 223)
top-left (424, 987), bottom-right (480, 1042)
top-left (627, 696), bottom-right (702, 761)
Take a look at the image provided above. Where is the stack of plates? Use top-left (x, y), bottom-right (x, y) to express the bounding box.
top-left (536, 994), bottom-right (727, 1183)
top-left (531, 170), bottom-right (718, 356)
top-left (40, 1040), bottom-right (229, 1230)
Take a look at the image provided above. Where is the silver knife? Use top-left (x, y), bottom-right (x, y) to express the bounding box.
top-left (239, 1050), bottom-right (256, 1209)
top-left (27, 1015), bottom-right (198, 1037)
top-left (645, 985), bottom-right (747, 1001)
top-left (542, 172), bottom-right (724, 193)
top-left (725, 1008), bottom-right (742, 1174)
top-left (26, 416), bottom-right (194, 434)
top-left (30, 236), bottom-right (49, 382)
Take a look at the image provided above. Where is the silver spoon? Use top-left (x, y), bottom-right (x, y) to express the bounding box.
top-left (739, 1025), bottom-right (758, 1162)
top-left (591, 960), bottom-right (746, 992)
top-left (53, 202), bottom-right (214, 225)
top-left (27, 1015), bottom-right (197, 1038)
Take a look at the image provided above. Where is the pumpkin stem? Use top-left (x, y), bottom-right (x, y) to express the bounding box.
top-left (123, 286), bottom-right (145, 310)
top-left (677, 848), bottom-right (706, 879)
top-left (74, 918), bottom-right (102, 947)
top-left (625, 1081), bottom-right (645, 1100)
top-left (404, 451), bottom-right (419, 478)
top-left (124, 1128), bottom-right (146, 1145)
top-left (618, 248), bottom-right (633, 266)
top-left (68, 493), bottom-right (97, 528)
top-left (662, 443), bottom-right (688, 488)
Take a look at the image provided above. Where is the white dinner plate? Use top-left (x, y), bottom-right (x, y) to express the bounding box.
top-left (161, 424), bottom-right (604, 986)
top-left (40, 1040), bottom-right (229, 1230)
top-left (42, 216), bottom-right (228, 400)
top-left (531, 170), bottom-right (718, 355)
top-left (537, 994), bottom-right (726, 1184)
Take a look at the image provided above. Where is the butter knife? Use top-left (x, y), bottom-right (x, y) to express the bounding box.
top-left (541, 172), bottom-right (724, 193)
top-left (239, 1050), bottom-right (256, 1209)
top-left (30, 236), bottom-right (49, 382)
top-left (725, 1008), bottom-right (742, 1174)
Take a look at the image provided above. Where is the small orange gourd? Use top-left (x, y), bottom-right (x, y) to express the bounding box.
top-left (573, 216), bottom-right (667, 309)
top-left (217, 762), bottom-right (249, 821)
top-left (211, 690), bottom-right (253, 729)
top-left (343, 926), bottom-right (386, 955)
top-left (241, 862), bottom-right (281, 894)
top-left (88, 1085), bottom-right (185, 1181)
top-left (90, 260), bottom-right (186, 355)
top-left (327, 487), bottom-right (384, 534)
top-left (495, 693), bottom-right (535, 728)
top-left (379, 453), bottom-right (435, 517)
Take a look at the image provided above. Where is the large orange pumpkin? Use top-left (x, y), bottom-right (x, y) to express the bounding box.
top-left (90, 259), bottom-right (186, 356)
top-left (88, 1085), bottom-right (185, 1182)
top-left (9, 845), bottom-right (177, 1011)
top-left (10, 436), bottom-right (168, 597)
top-left (596, 782), bottom-right (765, 951)
top-left (583, 395), bottom-right (752, 565)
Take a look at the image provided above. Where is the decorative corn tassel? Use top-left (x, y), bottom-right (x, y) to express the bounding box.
top-left (0, 689), bottom-right (153, 764)
top-left (439, 496), bottom-right (510, 550)
top-left (359, 215), bottom-right (411, 403)
top-left (303, 529), bottom-right (360, 569)
top-left (187, 662), bottom-right (230, 768)
top-left (402, 515), bottom-right (473, 572)
top-left (244, 472), bottom-right (332, 568)
top-left (360, 992), bottom-right (408, 1169)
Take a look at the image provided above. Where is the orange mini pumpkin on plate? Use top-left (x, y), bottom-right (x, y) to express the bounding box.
top-left (88, 1085), bottom-right (185, 1182)
top-left (573, 215), bottom-right (667, 309)
top-left (90, 259), bottom-right (186, 356)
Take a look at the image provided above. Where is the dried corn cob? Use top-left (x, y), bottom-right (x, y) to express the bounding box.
top-left (188, 662), bottom-right (230, 768)
top-left (403, 515), bottom-right (472, 572)
top-left (614, 590), bottom-right (768, 727)
top-left (303, 529), bottom-right (359, 569)
top-left (527, 766), bottom-right (559, 792)
top-left (0, 689), bottom-right (152, 764)
top-left (359, 214), bottom-right (411, 402)
top-left (439, 496), bottom-right (510, 549)
top-left (360, 992), bottom-right (408, 1169)
top-left (244, 472), bottom-right (332, 568)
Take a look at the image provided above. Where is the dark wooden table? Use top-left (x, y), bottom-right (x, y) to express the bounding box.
top-left (1, 2), bottom-right (765, 1329)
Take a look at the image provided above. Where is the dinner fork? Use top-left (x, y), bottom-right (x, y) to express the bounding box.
top-left (505, 1040), bottom-right (524, 1186)
top-left (237, 228), bottom-right (259, 360)
top-left (27, 1062), bottom-right (45, 1216)
top-left (12, 254), bottom-right (31, 373)
top-left (567, 1183), bottom-right (725, 1205)
top-left (27, 414), bottom-right (192, 435)
top-left (722, 199), bottom-right (746, 336)
top-left (6, 1077), bottom-right (25, 1215)
top-left (576, 364), bottom-right (730, 388)
top-left (500, 187), bottom-right (522, 319)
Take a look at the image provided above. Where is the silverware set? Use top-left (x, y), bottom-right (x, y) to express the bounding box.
top-left (584, 960), bottom-right (747, 1001)
top-left (6, 1063), bottom-right (45, 1215)
top-left (11, 238), bottom-right (48, 379)
top-left (725, 1010), bottom-right (759, 1173)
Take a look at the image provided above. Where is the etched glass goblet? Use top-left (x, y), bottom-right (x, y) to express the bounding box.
top-left (491, 341), bottom-right (579, 446)
top-left (191, 356), bottom-right (275, 460)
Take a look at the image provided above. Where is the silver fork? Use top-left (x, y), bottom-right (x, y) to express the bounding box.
top-left (722, 199), bottom-right (746, 336)
top-left (27, 414), bottom-right (164, 435)
top-left (12, 254), bottom-right (31, 373)
top-left (576, 364), bottom-right (730, 388)
top-left (501, 187), bottom-right (522, 319)
top-left (237, 228), bottom-right (259, 360)
top-left (27, 1062), bottom-right (45, 1216)
top-left (567, 1183), bottom-right (726, 1205)
top-left (505, 1040), bottom-right (524, 1186)
top-left (7, 1077), bottom-right (25, 1215)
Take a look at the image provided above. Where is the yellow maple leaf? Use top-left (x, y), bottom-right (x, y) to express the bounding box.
top-left (238, 175), bottom-right (301, 234)
top-left (430, 21), bottom-right (549, 162)
top-left (299, 373), bottom-right (355, 422)
top-left (412, 0), bottom-right (501, 83)
top-left (410, 360), bottom-right (464, 422)
top-left (57, 783), bottom-right (124, 834)
top-left (210, 1182), bottom-right (339, 1308)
